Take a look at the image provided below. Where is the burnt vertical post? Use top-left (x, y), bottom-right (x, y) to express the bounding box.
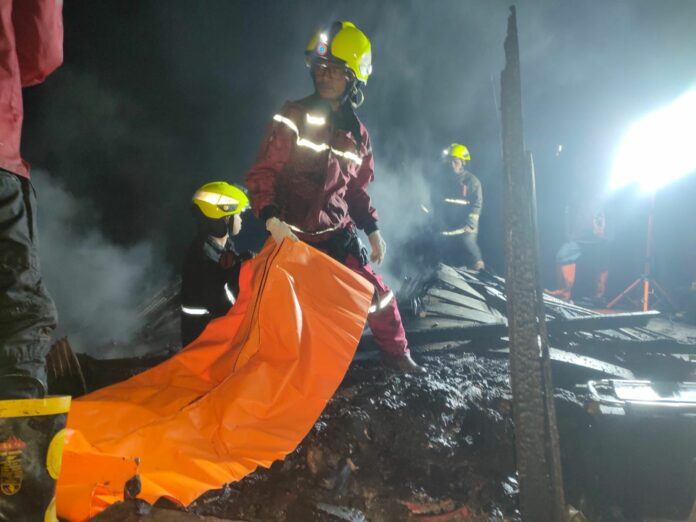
top-left (500, 6), bottom-right (566, 521)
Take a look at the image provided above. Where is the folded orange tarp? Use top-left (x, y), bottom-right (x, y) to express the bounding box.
top-left (56, 240), bottom-right (373, 521)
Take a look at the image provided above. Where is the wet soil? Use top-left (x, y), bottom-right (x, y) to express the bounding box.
top-left (182, 352), bottom-right (696, 521)
top-left (85, 346), bottom-right (696, 522)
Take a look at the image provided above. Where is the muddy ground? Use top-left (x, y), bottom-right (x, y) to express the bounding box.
top-left (86, 341), bottom-right (696, 522)
top-left (69, 266), bottom-right (696, 522)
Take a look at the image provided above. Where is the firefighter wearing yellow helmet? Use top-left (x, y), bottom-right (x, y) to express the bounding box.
top-left (181, 182), bottom-right (253, 346)
top-left (193, 181), bottom-right (249, 220)
top-left (245, 21), bottom-right (423, 373)
top-left (305, 20), bottom-right (372, 108)
top-left (443, 143), bottom-right (471, 162)
top-left (440, 144), bottom-right (485, 270)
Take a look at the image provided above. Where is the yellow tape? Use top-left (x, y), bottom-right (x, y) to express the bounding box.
top-left (0, 396), bottom-right (71, 418)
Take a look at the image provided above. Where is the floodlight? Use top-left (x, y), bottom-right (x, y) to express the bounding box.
top-left (606, 92), bottom-right (696, 311)
top-left (610, 90), bottom-right (696, 193)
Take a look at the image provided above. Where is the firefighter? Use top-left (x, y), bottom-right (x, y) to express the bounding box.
top-left (180, 182), bottom-right (253, 346)
top-left (245, 21), bottom-right (422, 373)
top-left (440, 143), bottom-right (485, 270)
top-left (0, 0), bottom-right (62, 399)
top-left (548, 209), bottom-right (610, 304)
top-left (0, 2), bottom-right (69, 520)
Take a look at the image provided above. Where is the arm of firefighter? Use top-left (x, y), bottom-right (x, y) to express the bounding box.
top-left (13, 0), bottom-right (64, 87)
top-left (245, 107), bottom-right (297, 222)
top-left (465, 177), bottom-right (483, 229)
top-left (345, 136), bottom-right (379, 235)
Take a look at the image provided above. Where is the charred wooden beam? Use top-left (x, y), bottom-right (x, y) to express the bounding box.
top-left (361, 310), bottom-right (662, 351)
top-left (47, 337), bottom-right (88, 397)
top-left (547, 310), bottom-right (658, 334)
top-left (500, 6), bottom-right (566, 521)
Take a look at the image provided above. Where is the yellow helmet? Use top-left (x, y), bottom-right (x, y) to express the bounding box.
top-left (443, 143), bottom-right (471, 162)
top-left (192, 182), bottom-right (249, 220)
top-left (305, 21), bottom-right (373, 84)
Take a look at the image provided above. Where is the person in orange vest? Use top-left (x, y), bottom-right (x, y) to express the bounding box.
top-left (246, 21), bottom-right (422, 373)
top-left (548, 209), bottom-right (610, 304)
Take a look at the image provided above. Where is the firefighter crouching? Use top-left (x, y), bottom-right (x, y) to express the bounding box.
top-left (440, 144), bottom-right (485, 271)
top-left (180, 182), bottom-right (253, 346)
top-left (245, 21), bottom-right (423, 373)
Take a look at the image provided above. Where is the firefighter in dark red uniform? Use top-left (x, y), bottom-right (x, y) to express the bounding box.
top-left (0, 2), bottom-right (67, 519)
top-left (0, 0), bottom-right (62, 398)
top-left (246, 21), bottom-right (422, 373)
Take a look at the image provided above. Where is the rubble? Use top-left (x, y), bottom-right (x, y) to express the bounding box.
top-left (65, 264), bottom-right (696, 521)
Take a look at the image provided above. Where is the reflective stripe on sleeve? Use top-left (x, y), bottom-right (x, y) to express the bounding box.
top-left (181, 306), bottom-right (210, 316)
top-left (442, 228), bottom-right (468, 236)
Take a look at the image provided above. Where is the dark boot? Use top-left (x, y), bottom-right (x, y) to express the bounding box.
top-left (381, 352), bottom-right (425, 374)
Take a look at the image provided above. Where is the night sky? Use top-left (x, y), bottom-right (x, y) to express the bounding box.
top-left (20, 1), bottom-right (696, 351)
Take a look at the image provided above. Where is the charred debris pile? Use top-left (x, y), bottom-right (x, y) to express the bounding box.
top-left (59, 264), bottom-right (696, 521)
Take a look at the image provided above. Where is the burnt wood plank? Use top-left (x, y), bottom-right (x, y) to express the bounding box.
top-left (426, 287), bottom-right (493, 314)
top-left (435, 269), bottom-right (487, 301)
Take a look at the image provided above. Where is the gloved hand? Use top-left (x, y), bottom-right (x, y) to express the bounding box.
top-left (266, 217), bottom-right (299, 245)
top-left (368, 230), bottom-right (387, 264)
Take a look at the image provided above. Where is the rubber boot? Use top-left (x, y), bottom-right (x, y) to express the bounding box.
top-left (0, 377), bottom-right (70, 522)
top-left (381, 352), bottom-right (425, 374)
top-left (547, 263), bottom-right (576, 301)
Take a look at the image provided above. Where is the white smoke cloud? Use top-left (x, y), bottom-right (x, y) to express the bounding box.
top-left (32, 170), bottom-right (167, 355)
top-left (367, 154), bottom-right (437, 288)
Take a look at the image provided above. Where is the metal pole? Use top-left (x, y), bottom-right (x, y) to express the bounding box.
top-left (500, 6), bottom-right (566, 521)
top-left (642, 193), bottom-right (656, 311)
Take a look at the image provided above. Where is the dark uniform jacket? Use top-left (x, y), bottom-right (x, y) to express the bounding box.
top-left (439, 170), bottom-right (483, 234)
top-left (180, 236), bottom-right (246, 346)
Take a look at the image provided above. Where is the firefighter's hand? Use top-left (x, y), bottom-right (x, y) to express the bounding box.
top-left (266, 217), bottom-right (299, 245)
top-left (368, 230), bottom-right (387, 265)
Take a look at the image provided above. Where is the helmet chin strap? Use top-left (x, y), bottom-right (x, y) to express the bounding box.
top-left (348, 81), bottom-right (365, 109)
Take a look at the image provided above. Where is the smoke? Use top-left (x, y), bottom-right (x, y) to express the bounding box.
top-left (24, 0), bottom-right (696, 316)
top-left (367, 155), bottom-right (438, 287)
top-left (32, 171), bottom-right (167, 355)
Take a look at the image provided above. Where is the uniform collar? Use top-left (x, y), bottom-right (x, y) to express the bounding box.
top-left (300, 94), bottom-right (362, 147)
top-left (203, 237), bottom-right (234, 263)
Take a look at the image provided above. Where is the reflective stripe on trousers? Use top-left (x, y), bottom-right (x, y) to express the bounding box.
top-left (343, 255), bottom-right (408, 357)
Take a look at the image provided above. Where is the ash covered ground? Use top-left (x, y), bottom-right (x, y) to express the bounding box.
top-left (85, 343), bottom-right (696, 522)
top-left (71, 266), bottom-right (696, 522)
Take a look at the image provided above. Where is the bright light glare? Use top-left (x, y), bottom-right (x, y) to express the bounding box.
top-left (610, 90), bottom-right (696, 192)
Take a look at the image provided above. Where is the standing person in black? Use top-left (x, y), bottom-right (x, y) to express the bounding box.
top-left (180, 182), bottom-right (253, 346)
top-left (438, 143), bottom-right (485, 270)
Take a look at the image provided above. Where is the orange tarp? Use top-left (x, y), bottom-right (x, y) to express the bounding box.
top-left (56, 240), bottom-right (373, 521)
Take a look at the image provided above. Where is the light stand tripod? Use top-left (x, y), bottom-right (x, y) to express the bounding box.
top-left (607, 193), bottom-right (677, 311)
